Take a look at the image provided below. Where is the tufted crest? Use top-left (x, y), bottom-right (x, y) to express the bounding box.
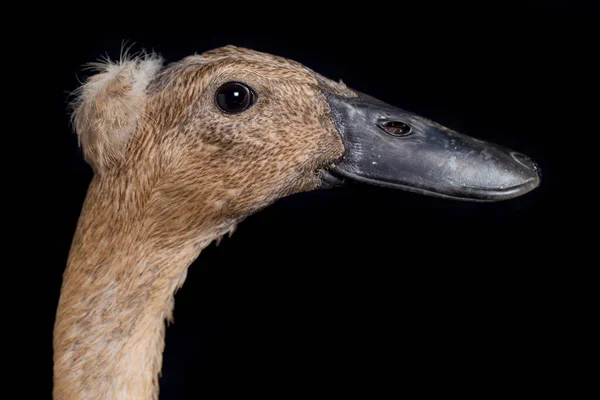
top-left (71, 54), bottom-right (164, 172)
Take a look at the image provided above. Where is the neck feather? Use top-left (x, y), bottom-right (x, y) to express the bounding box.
top-left (53, 174), bottom-right (235, 400)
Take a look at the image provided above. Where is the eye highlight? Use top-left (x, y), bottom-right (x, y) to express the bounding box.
top-left (215, 82), bottom-right (257, 114)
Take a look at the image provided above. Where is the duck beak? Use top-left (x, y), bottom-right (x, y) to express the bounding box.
top-left (322, 91), bottom-right (541, 201)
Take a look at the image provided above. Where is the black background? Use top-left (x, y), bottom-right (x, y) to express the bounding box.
top-left (15, 2), bottom-right (595, 398)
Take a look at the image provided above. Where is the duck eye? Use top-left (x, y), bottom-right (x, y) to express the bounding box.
top-left (215, 82), bottom-right (256, 114)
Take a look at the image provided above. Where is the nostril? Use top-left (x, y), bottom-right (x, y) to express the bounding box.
top-left (378, 120), bottom-right (412, 137)
top-left (512, 152), bottom-right (542, 177)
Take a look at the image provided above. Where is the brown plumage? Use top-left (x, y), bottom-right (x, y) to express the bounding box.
top-left (54, 45), bottom-right (356, 399)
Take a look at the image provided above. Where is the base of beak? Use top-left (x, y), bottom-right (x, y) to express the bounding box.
top-left (318, 169), bottom-right (346, 190)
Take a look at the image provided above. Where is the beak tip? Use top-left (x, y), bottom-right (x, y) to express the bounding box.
top-left (509, 152), bottom-right (542, 198)
top-left (486, 174), bottom-right (541, 202)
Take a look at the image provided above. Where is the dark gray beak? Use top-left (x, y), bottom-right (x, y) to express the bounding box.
top-left (322, 91), bottom-right (541, 201)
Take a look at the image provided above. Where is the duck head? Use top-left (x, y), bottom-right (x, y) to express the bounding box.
top-left (73, 45), bottom-right (540, 229)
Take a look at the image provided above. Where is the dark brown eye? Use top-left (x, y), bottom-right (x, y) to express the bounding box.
top-left (215, 82), bottom-right (257, 114)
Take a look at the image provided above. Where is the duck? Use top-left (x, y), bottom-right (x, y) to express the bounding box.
top-left (53, 45), bottom-right (541, 399)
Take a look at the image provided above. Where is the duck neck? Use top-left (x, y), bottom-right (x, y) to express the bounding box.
top-left (53, 174), bottom-right (235, 400)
